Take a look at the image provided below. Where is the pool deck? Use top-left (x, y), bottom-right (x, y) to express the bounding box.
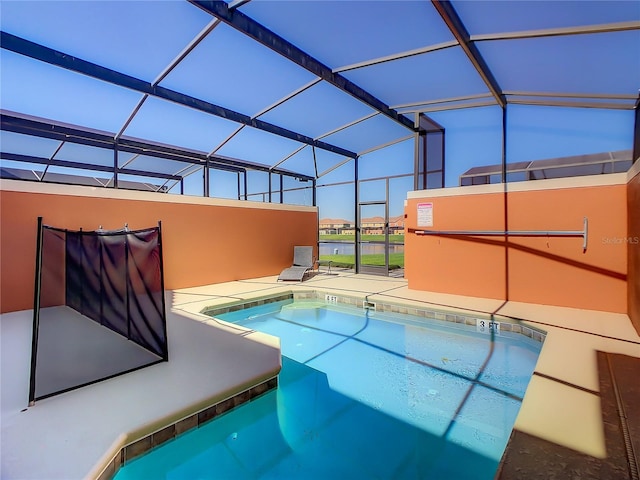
top-left (2, 270), bottom-right (639, 478)
top-left (0, 292), bottom-right (281, 480)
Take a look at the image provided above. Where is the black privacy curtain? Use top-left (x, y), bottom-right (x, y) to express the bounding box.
top-left (29, 219), bottom-right (168, 404)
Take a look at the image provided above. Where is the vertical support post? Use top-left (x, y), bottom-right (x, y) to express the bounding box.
top-left (124, 231), bottom-right (131, 340)
top-left (243, 170), bottom-right (248, 200)
top-left (312, 178), bottom-right (317, 207)
top-left (29, 216), bottom-right (44, 406)
top-left (237, 172), bottom-right (241, 200)
top-left (315, 178), bottom-right (319, 261)
top-left (157, 221), bottom-right (169, 361)
top-left (268, 171), bottom-right (272, 203)
top-left (312, 145), bottom-right (318, 179)
top-left (113, 142), bottom-right (119, 189)
top-left (99, 231), bottom-right (104, 325)
top-left (501, 107), bottom-right (507, 185)
top-left (354, 156), bottom-right (360, 274)
top-left (414, 112), bottom-right (420, 190)
top-left (441, 128), bottom-right (446, 188)
top-left (204, 163), bottom-right (210, 197)
top-left (502, 105), bottom-right (510, 302)
top-left (423, 132), bottom-right (428, 189)
top-left (385, 177), bottom-right (390, 273)
top-left (180, 178), bottom-right (184, 195)
top-left (633, 95), bottom-right (640, 164)
top-left (79, 228), bottom-right (84, 315)
top-left (279, 174), bottom-right (284, 204)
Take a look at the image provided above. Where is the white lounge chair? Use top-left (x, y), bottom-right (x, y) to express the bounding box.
top-left (277, 246), bottom-right (316, 282)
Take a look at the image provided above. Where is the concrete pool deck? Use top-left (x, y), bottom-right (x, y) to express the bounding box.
top-left (2, 270), bottom-right (639, 478)
top-left (0, 293), bottom-right (281, 480)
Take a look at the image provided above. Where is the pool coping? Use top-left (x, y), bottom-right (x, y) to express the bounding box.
top-left (201, 289), bottom-right (547, 344)
top-left (496, 352), bottom-right (640, 479)
top-left (97, 376), bottom-right (278, 480)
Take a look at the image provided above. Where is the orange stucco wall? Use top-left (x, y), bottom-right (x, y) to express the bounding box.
top-left (406, 179), bottom-right (628, 314)
top-left (0, 182), bottom-right (317, 314)
top-left (405, 193), bottom-right (508, 301)
top-left (629, 167), bottom-right (640, 330)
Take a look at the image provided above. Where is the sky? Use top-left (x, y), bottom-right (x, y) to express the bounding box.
top-left (1, 0), bottom-right (638, 222)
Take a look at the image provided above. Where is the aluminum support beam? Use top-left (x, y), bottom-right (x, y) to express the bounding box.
top-left (1, 111), bottom-right (315, 180)
top-left (0, 31), bottom-right (357, 159)
top-left (189, 1), bottom-right (417, 133)
top-left (431, 1), bottom-right (506, 108)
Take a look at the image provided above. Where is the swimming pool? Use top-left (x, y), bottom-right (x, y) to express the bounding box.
top-left (114, 298), bottom-right (542, 479)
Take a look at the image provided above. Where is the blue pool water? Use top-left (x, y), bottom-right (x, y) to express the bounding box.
top-left (114, 300), bottom-right (541, 479)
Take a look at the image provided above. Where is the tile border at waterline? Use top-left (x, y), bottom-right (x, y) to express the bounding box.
top-left (201, 290), bottom-right (546, 344)
top-left (97, 377), bottom-right (278, 480)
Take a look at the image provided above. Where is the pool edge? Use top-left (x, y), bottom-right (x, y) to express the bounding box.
top-left (95, 375), bottom-right (278, 480)
top-left (201, 289), bottom-right (546, 344)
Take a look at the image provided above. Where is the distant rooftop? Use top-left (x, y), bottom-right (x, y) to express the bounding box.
top-left (0, 166), bottom-right (169, 193)
top-left (459, 150), bottom-right (633, 186)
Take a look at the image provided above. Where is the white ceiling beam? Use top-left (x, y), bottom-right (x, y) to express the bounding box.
top-left (391, 93), bottom-right (494, 110)
top-left (333, 40), bottom-right (458, 73)
top-left (399, 100), bottom-right (498, 114)
top-left (504, 91), bottom-right (638, 100)
top-left (316, 112), bottom-right (379, 140)
top-left (227, 0), bottom-right (251, 10)
top-left (252, 78), bottom-right (321, 119)
top-left (508, 99), bottom-right (635, 110)
top-left (270, 144), bottom-right (307, 171)
top-left (357, 134), bottom-right (414, 157)
top-left (471, 20), bottom-right (640, 42)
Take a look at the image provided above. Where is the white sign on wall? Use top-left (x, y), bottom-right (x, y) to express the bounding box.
top-left (417, 202), bottom-right (433, 227)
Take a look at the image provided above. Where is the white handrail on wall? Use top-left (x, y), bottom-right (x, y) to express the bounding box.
top-left (411, 217), bottom-right (588, 251)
